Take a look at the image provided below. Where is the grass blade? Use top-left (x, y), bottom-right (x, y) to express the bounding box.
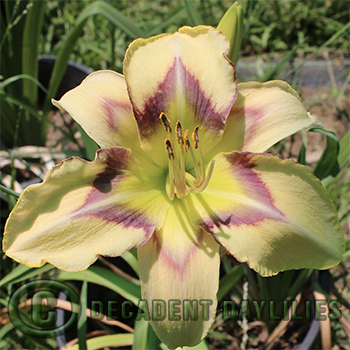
top-left (65, 334), bottom-right (134, 350)
top-left (217, 264), bottom-right (244, 301)
top-left (338, 130), bottom-right (350, 168)
top-left (0, 264), bottom-right (55, 287)
top-left (132, 319), bottom-right (160, 350)
top-left (308, 125), bottom-right (340, 179)
top-left (184, 0), bottom-right (203, 26)
top-left (0, 74), bottom-right (48, 93)
top-left (58, 265), bottom-right (141, 305)
top-left (0, 184), bottom-right (20, 198)
top-left (78, 279), bottom-right (88, 350)
top-left (22, 0), bottom-right (44, 107)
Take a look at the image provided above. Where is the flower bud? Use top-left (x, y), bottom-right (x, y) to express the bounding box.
top-left (217, 2), bottom-right (243, 65)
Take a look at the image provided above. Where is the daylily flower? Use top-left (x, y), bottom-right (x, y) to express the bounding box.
top-left (3, 26), bottom-right (344, 348)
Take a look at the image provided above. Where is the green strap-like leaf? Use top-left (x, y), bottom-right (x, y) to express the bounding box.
top-left (132, 319), bottom-right (160, 350)
top-left (297, 141), bottom-right (306, 165)
top-left (65, 334), bottom-right (134, 350)
top-left (121, 249), bottom-right (139, 276)
top-left (0, 263), bottom-right (55, 287)
top-left (58, 265), bottom-right (141, 305)
top-left (184, 0), bottom-right (203, 26)
top-left (338, 130), bottom-right (350, 168)
top-left (308, 125), bottom-right (340, 179)
top-left (78, 279), bottom-right (88, 350)
top-left (0, 74), bottom-right (48, 93)
top-left (0, 184), bottom-right (20, 198)
top-left (22, 0), bottom-right (44, 107)
top-left (217, 264), bottom-right (245, 301)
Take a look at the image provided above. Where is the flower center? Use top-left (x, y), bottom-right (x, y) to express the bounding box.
top-left (159, 113), bottom-right (215, 200)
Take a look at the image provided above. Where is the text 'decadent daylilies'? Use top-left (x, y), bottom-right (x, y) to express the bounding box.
top-left (3, 26), bottom-right (344, 348)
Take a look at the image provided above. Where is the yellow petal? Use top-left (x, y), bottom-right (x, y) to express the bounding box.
top-left (52, 70), bottom-right (140, 151)
top-left (138, 201), bottom-right (220, 348)
top-left (3, 148), bottom-right (169, 271)
top-left (124, 26), bottom-right (237, 167)
top-left (188, 151), bottom-right (344, 276)
top-left (210, 80), bottom-right (314, 157)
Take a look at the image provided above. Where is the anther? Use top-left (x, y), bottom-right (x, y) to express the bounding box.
top-left (176, 121), bottom-right (184, 145)
top-left (162, 123), bottom-right (214, 200)
top-left (184, 129), bottom-right (190, 152)
top-left (192, 126), bottom-right (199, 149)
top-left (159, 112), bottom-right (172, 133)
top-left (165, 139), bottom-right (174, 159)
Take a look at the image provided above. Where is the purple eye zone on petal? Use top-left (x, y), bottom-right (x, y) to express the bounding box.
top-left (84, 204), bottom-right (155, 235)
top-left (151, 229), bottom-right (206, 279)
top-left (93, 148), bottom-right (130, 193)
top-left (199, 152), bottom-right (285, 232)
top-left (102, 98), bottom-right (133, 132)
top-left (72, 147), bottom-right (155, 234)
top-left (133, 57), bottom-right (234, 139)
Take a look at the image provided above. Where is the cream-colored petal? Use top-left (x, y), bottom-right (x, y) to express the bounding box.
top-left (3, 147), bottom-right (169, 271)
top-left (124, 26), bottom-right (237, 167)
top-left (53, 70), bottom-right (140, 151)
top-left (209, 81), bottom-right (314, 158)
top-left (188, 151), bottom-right (344, 276)
top-left (138, 201), bottom-right (220, 348)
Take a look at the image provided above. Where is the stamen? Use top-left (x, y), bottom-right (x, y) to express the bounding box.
top-left (165, 138), bottom-right (174, 159)
top-left (159, 112), bottom-right (172, 133)
top-left (194, 127), bottom-right (206, 183)
top-left (165, 137), bottom-right (186, 198)
top-left (176, 121), bottom-right (184, 145)
top-left (162, 124), bottom-right (214, 200)
top-left (184, 129), bottom-right (190, 152)
top-left (188, 160), bottom-right (215, 193)
top-left (172, 157), bottom-right (186, 197)
top-left (176, 121), bottom-right (186, 187)
top-left (192, 126), bottom-right (199, 149)
top-left (189, 126), bottom-right (205, 186)
top-left (166, 165), bottom-right (175, 200)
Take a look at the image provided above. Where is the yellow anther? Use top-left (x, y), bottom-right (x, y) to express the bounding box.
top-left (176, 121), bottom-right (184, 145)
top-left (192, 126), bottom-right (199, 149)
top-left (159, 112), bottom-right (172, 133)
top-left (184, 129), bottom-right (190, 152)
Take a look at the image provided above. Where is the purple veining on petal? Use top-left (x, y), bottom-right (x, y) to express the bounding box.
top-left (228, 104), bottom-right (265, 151)
top-left (200, 152), bottom-right (284, 232)
top-left (240, 107), bottom-right (265, 150)
top-left (152, 229), bottom-right (206, 280)
top-left (132, 56), bottom-right (236, 139)
top-left (131, 67), bottom-right (175, 140)
top-left (78, 203), bottom-right (155, 236)
top-left (177, 56), bottom-right (231, 133)
top-left (72, 147), bottom-right (155, 234)
top-left (102, 98), bottom-right (133, 132)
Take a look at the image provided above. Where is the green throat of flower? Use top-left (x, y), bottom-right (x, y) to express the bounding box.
top-left (160, 112), bottom-right (215, 201)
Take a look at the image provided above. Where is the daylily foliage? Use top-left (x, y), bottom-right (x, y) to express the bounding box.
top-left (3, 26), bottom-right (344, 348)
